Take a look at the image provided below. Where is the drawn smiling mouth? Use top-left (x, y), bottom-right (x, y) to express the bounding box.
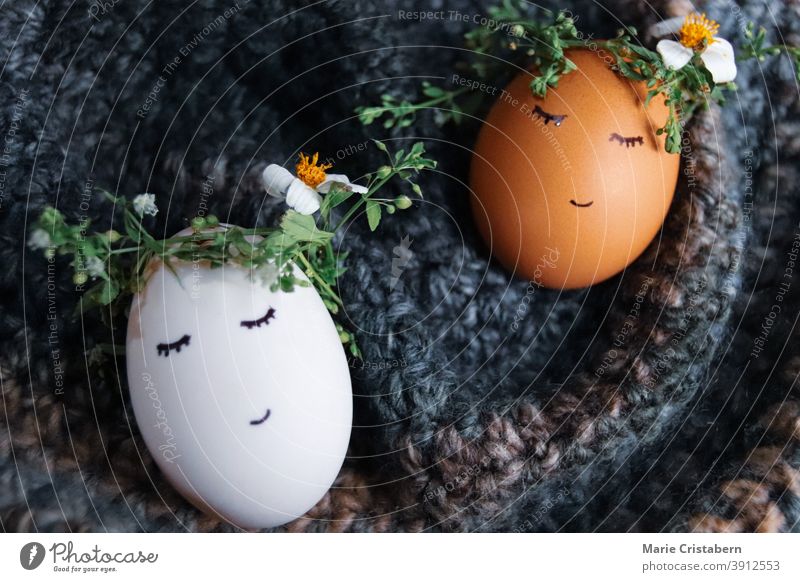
top-left (570, 199), bottom-right (594, 208)
top-left (249, 409), bottom-right (271, 426)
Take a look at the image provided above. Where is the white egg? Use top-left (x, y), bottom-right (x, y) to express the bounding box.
top-left (125, 244), bottom-right (352, 529)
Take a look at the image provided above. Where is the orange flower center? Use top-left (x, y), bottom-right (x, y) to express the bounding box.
top-left (679, 13), bottom-right (719, 51)
top-left (295, 152), bottom-right (332, 189)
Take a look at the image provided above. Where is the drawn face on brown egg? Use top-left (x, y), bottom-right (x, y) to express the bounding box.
top-left (470, 49), bottom-right (680, 289)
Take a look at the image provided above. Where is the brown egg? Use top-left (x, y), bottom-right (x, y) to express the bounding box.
top-left (470, 49), bottom-right (680, 289)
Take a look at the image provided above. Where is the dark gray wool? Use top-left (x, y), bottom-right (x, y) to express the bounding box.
top-left (1, 0), bottom-right (799, 532)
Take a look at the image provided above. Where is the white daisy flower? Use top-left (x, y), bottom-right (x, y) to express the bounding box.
top-left (262, 152), bottom-right (368, 215)
top-left (132, 193), bottom-right (159, 217)
top-left (28, 228), bottom-right (52, 250)
top-left (654, 13), bottom-right (737, 84)
top-left (85, 256), bottom-right (105, 278)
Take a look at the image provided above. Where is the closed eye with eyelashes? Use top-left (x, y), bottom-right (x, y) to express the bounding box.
top-left (157, 334), bottom-right (191, 356)
top-left (532, 105), bottom-right (567, 126)
top-left (240, 307), bottom-right (276, 329)
top-left (609, 132), bottom-right (644, 147)
top-left (154, 307), bottom-right (277, 355)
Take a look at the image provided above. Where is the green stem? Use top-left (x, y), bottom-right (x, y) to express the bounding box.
top-left (163, 228), bottom-right (277, 245)
top-left (333, 174), bottom-right (395, 232)
top-left (295, 252), bottom-right (343, 308)
top-left (397, 86), bottom-right (469, 113)
top-left (560, 40), bottom-right (591, 48)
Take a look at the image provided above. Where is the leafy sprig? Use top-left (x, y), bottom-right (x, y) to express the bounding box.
top-left (323, 140), bottom-right (436, 233)
top-left (355, 82), bottom-right (470, 130)
top-left (30, 141), bottom-right (436, 359)
top-left (740, 22), bottom-right (800, 81)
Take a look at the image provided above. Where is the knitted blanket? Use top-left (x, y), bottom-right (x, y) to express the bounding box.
top-left (1, 0), bottom-right (799, 532)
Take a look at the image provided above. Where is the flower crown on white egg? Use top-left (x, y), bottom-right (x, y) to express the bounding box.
top-left (356, 6), bottom-right (800, 153)
top-left (29, 141), bottom-right (436, 359)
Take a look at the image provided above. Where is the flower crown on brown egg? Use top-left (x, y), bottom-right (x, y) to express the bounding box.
top-left (28, 141), bottom-right (436, 360)
top-left (356, 6), bottom-right (800, 153)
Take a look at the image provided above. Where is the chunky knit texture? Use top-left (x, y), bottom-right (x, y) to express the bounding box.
top-left (1, 0), bottom-right (799, 532)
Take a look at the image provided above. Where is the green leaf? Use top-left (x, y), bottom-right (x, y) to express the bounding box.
top-left (280, 211), bottom-right (333, 243)
top-left (614, 56), bottom-right (646, 81)
top-left (626, 43), bottom-right (660, 61)
top-left (644, 88), bottom-right (660, 108)
top-left (234, 237), bottom-right (256, 257)
top-left (264, 230), bottom-right (297, 253)
top-left (409, 142), bottom-right (426, 159)
top-left (421, 82), bottom-right (445, 98)
top-left (280, 275), bottom-right (296, 292)
top-left (100, 280), bottom-right (120, 304)
top-left (530, 76), bottom-right (549, 97)
top-left (320, 184), bottom-right (355, 218)
top-left (83, 279), bottom-right (120, 308)
top-left (365, 200), bottom-right (381, 231)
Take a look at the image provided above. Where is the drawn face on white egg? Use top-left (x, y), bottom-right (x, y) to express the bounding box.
top-left (125, 255), bottom-right (352, 530)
